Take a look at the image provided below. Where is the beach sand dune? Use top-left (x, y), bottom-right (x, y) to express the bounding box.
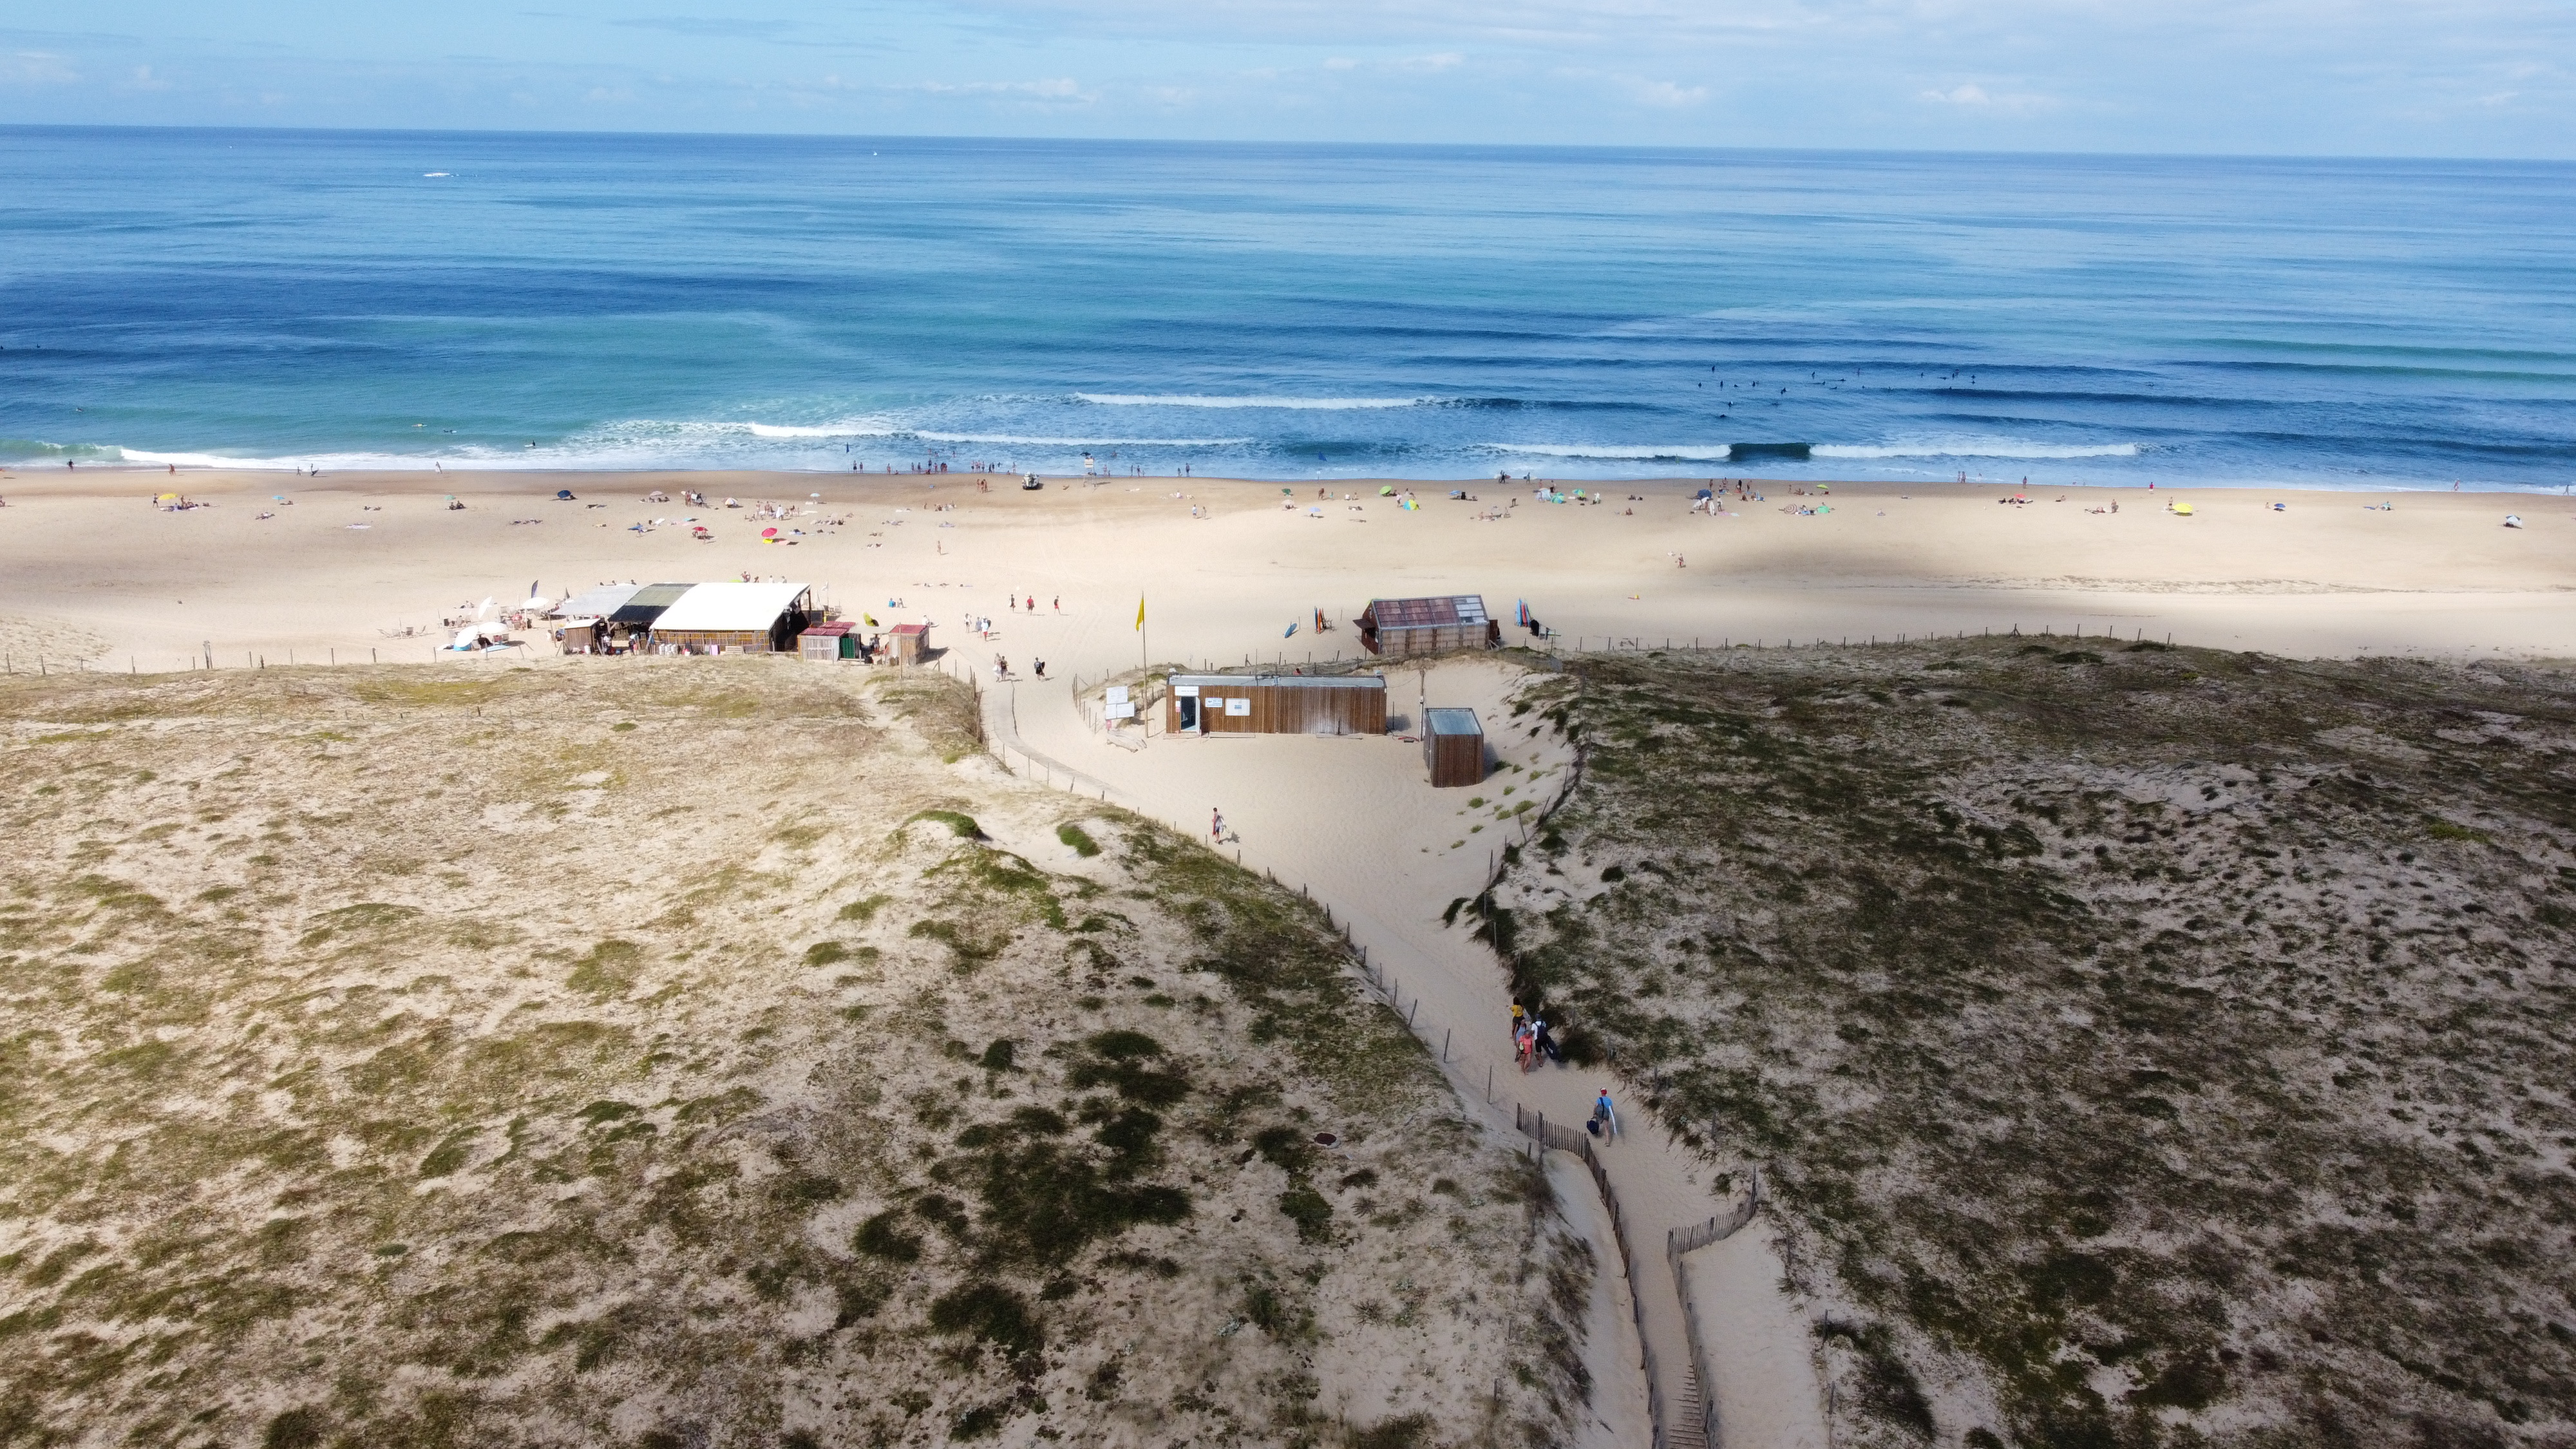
top-left (5, 464), bottom-right (2568, 1444)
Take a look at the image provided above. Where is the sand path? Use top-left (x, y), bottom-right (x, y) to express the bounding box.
top-left (969, 651), bottom-right (1824, 1449)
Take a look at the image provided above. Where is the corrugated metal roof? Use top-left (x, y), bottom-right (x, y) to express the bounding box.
top-left (1368, 595), bottom-right (1488, 629)
top-left (556, 582), bottom-right (645, 619)
top-left (1424, 707), bottom-right (1482, 735)
top-left (1170, 674), bottom-right (1385, 690)
top-left (651, 582), bottom-right (810, 632)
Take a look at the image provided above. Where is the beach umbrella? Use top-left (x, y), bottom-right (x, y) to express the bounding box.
top-left (762, 527), bottom-right (779, 538)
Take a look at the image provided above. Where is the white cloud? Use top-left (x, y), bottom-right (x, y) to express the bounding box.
top-left (0, 50), bottom-right (80, 86)
top-left (1920, 80), bottom-right (2056, 113)
top-left (1625, 75), bottom-right (1708, 106)
top-left (122, 63), bottom-right (170, 91)
top-left (1323, 55), bottom-right (1358, 70)
top-left (913, 75), bottom-right (1095, 102)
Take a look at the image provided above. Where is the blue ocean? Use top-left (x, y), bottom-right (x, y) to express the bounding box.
top-left (3, 126), bottom-right (2571, 488)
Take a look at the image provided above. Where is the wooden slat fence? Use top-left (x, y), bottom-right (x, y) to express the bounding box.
top-left (1666, 1171), bottom-right (1764, 1449)
top-left (1518, 1103), bottom-right (1672, 1449)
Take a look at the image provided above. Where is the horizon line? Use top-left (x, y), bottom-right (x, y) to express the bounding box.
top-left (3, 120), bottom-right (2569, 169)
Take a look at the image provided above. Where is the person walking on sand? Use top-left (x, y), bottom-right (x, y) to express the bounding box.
top-left (1531, 1016), bottom-right (1560, 1066)
top-left (1032, 657), bottom-right (1046, 679)
top-left (1210, 808), bottom-right (1226, 844)
top-left (1509, 998), bottom-right (1525, 1041)
top-left (1589, 1090), bottom-right (1620, 1139)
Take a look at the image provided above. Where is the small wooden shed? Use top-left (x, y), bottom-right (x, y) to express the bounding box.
top-left (886, 623), bottom-right (930, 664)
top-left (555, 619), bottom-right (607, 655)
top-left (1423, 707), bottom-right (1486, 787)
top-left (1358, 595), bottom-right (1501, 658)
top-left (1164, 674), bottom-right (1386, 736)
top-left (798, 621), bottom-right (856, 660)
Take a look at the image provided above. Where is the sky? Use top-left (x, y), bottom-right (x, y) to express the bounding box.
top-left (1, 0), bottom-right (2571, 156)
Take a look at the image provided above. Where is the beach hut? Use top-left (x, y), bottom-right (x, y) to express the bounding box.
top-left (554, 618), bottom-right (607, 655)
top-left (799, 621), bottom-right (857, 660)
top-left (886, 623), bottom-right (931, 664)
top-left (648, 581), bottom-right (813, 654)
top-left (1164, 674), bottom-right (1386, 736)
top-left (1356, 596), bottom-right (1501, 658)
top-left (1423, 708), bottom-right (1486, 787)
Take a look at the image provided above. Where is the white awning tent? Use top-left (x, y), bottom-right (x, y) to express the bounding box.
top-left (649, 581), bottom-right (811, 633)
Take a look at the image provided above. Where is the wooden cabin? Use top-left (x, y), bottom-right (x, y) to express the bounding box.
top-left (1358, 595), bottom-right (1501, 658)
top-left (886, 623), bottom-right (931, 664)
top-left (647, 582), bottom-right (813, 654)
top-left (1423, 708), bottom-right (1486, 787)
top-left (1164, 674), bottom-right (1386, 736)
top-left (554, 618), bottom-right (607, 655)
top-left (798, 621), bottom-right (857, 660)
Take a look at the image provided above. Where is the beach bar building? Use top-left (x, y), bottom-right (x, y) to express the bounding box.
top-left (886, 623), bottom-right (930, 664)
top-left (1357, 595), bottom-right (1501, 658)
top-left (648, 582), bottom-right (814, 654)
top-left (1164, 674), bottom-right (1387, 736)
top-left (1423, 708), bottom-right (1486, 787)
top-left (552, 582), bottom-right (695, 654)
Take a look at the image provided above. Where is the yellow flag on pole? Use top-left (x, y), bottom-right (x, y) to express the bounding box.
top-left (1135, 596), bottom-right (1146, 630)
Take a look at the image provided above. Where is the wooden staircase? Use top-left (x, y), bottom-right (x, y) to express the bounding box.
top-left (1668, 1364), bottom-right (1711, 1449)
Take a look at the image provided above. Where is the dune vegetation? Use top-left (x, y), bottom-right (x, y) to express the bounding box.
top-left (1479, 638), bottom-right (2576, 1449)
top-left (0, 659), bottom-right (1593, 1449)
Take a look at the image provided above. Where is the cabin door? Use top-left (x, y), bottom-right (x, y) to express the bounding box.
top-left (1176, 694), bottom-right (1202, 734)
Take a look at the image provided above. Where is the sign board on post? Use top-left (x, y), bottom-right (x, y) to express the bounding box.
top-left (1106, 685), bottom-right (1130, 704)
top-left (1106, 702), bottom-right (1136, 720)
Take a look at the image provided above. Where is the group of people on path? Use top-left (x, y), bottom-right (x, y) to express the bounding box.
top-left (1510, 999), bottom-right (1561, 1071)
top-left (1510, 999), bottom-right (1620, 1137)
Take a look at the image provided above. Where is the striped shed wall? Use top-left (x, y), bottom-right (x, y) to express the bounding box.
top-left (1164, 674), bottom-right (1387, 736)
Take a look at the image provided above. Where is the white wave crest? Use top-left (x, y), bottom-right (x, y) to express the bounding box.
top-left (725, 421), bottom-right (1247, 446)
top-left (113, 446), bottom-right (448, 471)
top-left (1488, 442), bottom-right (1736, 461)
top-left (1074, 393), bottom-right (1430, 410)
top-left (1814, 438), bottom-right (2141, 460)
top-left (744, 421), bottom-right (879, 439)
top-left (911, 431), bottom-right (1250, 447)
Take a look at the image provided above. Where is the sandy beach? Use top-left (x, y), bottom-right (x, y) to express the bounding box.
top-left (1, 469), bottom-right (2569, 677)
